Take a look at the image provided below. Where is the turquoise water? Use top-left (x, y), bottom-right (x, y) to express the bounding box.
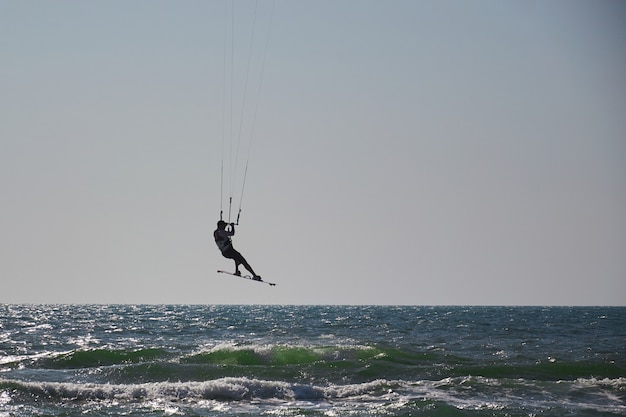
top-left (1, 305), bottom-right (624, 416)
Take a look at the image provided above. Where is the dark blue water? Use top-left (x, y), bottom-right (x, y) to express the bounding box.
top-left (1, 305), bottom-right (624, 416)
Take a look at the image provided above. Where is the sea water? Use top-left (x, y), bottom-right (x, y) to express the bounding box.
top-left (0, 305), bottom-right (624, 416)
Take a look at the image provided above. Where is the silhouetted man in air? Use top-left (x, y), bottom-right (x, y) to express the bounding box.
top-left (214, 220), bottom-right (261, 280)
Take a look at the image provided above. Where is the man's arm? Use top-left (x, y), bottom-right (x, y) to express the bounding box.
top-left (217, 227), bottom-right (235, 239)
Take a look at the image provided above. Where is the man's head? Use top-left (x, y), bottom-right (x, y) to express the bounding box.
top-left (217, 220), bottom-right (227, 229)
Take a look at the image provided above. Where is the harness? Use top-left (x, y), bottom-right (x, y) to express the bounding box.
top-left (214, 229), bottom-right (232, 253)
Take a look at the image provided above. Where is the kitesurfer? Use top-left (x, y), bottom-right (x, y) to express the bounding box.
top-left (214, 220), bottom-right (261, 280)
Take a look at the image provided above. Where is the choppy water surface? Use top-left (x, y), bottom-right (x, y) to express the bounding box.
top-left (1, 305), bottom-right (624, 416)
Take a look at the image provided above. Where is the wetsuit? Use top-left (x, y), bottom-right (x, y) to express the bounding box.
top-left (214, 224), bottom-right (256, 275)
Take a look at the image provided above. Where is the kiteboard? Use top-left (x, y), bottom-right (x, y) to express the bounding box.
top-left (217, 270), bottom-right (276, 286)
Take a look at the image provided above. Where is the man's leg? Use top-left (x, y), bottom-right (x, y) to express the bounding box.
top-left (222, 248), bottom-right (242, 275)
top-left (234, 251), bottom-right (256, 276)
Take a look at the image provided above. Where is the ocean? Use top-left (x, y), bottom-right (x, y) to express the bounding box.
top-left (0, 305), bottom-right (624, 416)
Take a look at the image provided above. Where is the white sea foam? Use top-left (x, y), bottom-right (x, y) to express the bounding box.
top-left (0, 351), bottom-right (59, 367)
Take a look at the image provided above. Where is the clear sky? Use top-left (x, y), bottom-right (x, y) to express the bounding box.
top-left (1, 0), bottom-right (625, 305)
